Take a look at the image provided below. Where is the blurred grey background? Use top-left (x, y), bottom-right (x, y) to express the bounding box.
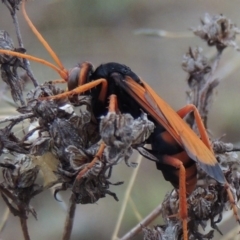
top-left (1, 0), bottom-right (240, 239)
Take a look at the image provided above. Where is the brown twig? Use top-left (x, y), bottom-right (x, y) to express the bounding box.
top-left (3, 0), bottom-right (39, 87)
top-left (18, 206), bottom-right (30, 240)
top-left (120, 203), bottom-right (162, 240)
top-left (62, 194), bottom-right (77, 240)
top-left (0, 113), bottom-right (34, 124)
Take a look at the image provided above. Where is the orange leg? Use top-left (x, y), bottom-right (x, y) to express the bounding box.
top-left (76, 142), bottom-right (105, 181)
top-left (75, 94), bottom-right (118, 181)
top-left (108, 95), bottom-right (118, 113)
top-left (177, 104), bottom-right (239, 223)
top-left (163, 155), bottom-right (188, 240)
top-left (176, 104), bottom-right (212, 151)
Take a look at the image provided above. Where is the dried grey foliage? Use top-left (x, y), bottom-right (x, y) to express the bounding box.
top-left (192, 13), bottom-right (240, 51)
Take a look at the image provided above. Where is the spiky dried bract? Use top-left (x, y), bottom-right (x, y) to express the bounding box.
top-left (151, 187), bottom-right (223, 240)
top-left (192, 13), bottom-right (240, 51)
top-left (213, 140), bottom-right (235, 154)
top-left (100, 112), bottom-right (154, 167)
top-left (55, 142), bottom-right (122, 204)
top-left (143, 222), bottom-right (182, 240)
top-left (143, 223), bottom-right (214, 240)
top-left (0, 30), bottom-right (26, 105)
top-left (0, 123), bottom-right (30, 154)
top-left (182, 46), bottom-right (220, 128)
top-left (182, 47), bottom-right (211, 85)
top-left (0, 154), bottom-right (42, 219)
top-left (217, 152), bottom-right (240, 201)
top-left (2, 155), bottom-right (39, 188)
top-left (0, 30), bottom-right (14, 61)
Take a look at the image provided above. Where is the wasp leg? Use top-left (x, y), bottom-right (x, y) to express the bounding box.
top-left (162, 155), bottom-right (188, 240)
top-left (43, 78), bottom-right (108, 101)
top-left (108, 94), bottom-right (118, 113)
top-left (75, 143), bottom-right (106, 182)
top-left (176, 104), bottom-right (212, 150)
top-left (177, 104), bottom-right (240, 223)
top-left (75, 95), bottom-right (117, 182)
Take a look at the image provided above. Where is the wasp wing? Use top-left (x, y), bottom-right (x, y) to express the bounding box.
top-left (120, 76), bottom-right (225, 184)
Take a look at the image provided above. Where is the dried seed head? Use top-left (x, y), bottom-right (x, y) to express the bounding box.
top-left (56, 157), bottom-right (121, 204)
top-left (26, 83), bottom-right (64, 102)
top-left (182, 47), bottom-right (211, 84)
top-left (192, 13), bottom-right (240, 51)
top-left (212, 140), bottom-right (235, 153)
top-left (66, 145), bottom-right (91, 170)
top-left (0, 30), bottom-right (26, 105)
top-left (100, 112), bottom-right (154, 166)
top-left (161, 190), bottom-right (179, 221)
top-left (100, 112), bottom-right (134, 148)
top-left (217, 152), bottom-right (240, 200)
top-left (155, 185), bottom-right (224, 239)
top-left (2, 155), bottom-right (39, 189)
top-left (143, 222), bottom-right (182, 240)
top-left (0, 30), bottom-right (14, 62)
top-left (188, 185), bottom-right (224, 234)
top-left (0, 154), bottom-right (42, 219)
top-left (0, 30), bottom-right (25, 65)
top-left (0, 124), bottom-right (30, 154)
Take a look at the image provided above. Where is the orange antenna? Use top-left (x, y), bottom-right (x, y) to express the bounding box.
top-left (22, 0), bottom-right (68, 78)
top-left (0, 49), bottom-right (67, 79)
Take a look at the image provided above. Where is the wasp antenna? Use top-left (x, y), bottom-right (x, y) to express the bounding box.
top-left (0, 49), bottom-right (66, 78)
top-left (22, 0), bottom-right (67, 76)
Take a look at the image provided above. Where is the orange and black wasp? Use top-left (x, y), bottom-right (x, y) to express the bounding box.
top-left (0, 1), bottom-right (238, 239)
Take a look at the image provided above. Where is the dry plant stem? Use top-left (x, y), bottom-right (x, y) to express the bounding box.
top-left (62, 143), bottom-right (106, 240)
top-left (209, 50), bottom-right (223, 77)
top-left (120, 203), bottom-right (163, 240)
top-left (3, 1), bottom-right (39, 87)
top-left (111, 155), bottom-right (143, 240)
top-left (0, 207), bottom-right (10, 233)
top-left (2, 1), bottom-right (14, 15)
top-left (62, 194), bottom-right (76, 240)
top-left (0, 113), bottom-right (34, 124)
top-left (12, 8), bottom-right (38, 87)
top-left (19, 209), bottom-right (30, 240)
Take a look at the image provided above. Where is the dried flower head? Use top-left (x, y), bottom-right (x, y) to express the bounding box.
top-left (100, 111), bottom-right (154, 166)
top-left (0, 154), bottom-right (42, 219)
top-left (0, 30), bottom-right (26, 105)
top-left (192, 13), bottom-right (240, 51)
top-left (182, 45), bottom-right (220, 129)
top-left (0, 123), bottom-right (30, 155)
top-left (55, 143), bottom-right (122, 204)
top-left (182, 47), bottom-right (211, 84)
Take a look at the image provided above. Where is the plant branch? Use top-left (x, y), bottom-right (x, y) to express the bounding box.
top-left (62, 194), bottom-right (77, 240)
